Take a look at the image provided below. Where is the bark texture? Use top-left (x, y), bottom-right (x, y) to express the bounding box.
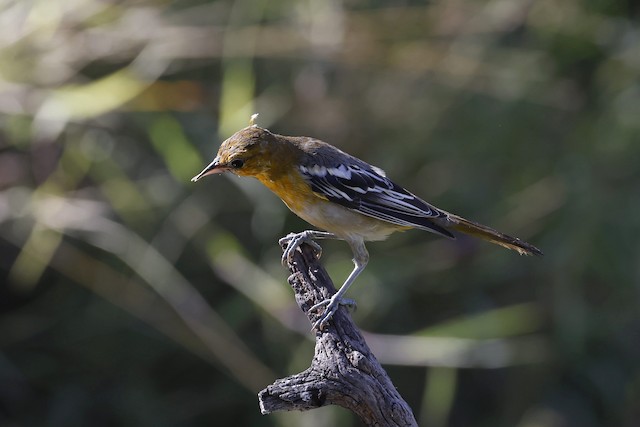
top-left (258, 242), bottom-right (417, 427)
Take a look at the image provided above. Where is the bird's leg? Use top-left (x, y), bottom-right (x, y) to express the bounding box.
top-left (310, 240), bottom-right (369, 330)
top-left (279, 230), bottom-right (338, 265)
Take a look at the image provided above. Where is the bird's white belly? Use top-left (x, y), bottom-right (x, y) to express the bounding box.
top-left (293, 200), bottom-right (400, 242)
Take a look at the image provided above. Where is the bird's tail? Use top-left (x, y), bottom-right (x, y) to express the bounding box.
top-left (444, 213), bottom-right (543, 256)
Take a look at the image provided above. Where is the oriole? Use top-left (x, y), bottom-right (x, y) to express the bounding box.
top-left (192, 121), bottom-right (542, 330)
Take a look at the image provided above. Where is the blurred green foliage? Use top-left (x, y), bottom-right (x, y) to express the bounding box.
top-left (1, 0), bottom-right (639, 426)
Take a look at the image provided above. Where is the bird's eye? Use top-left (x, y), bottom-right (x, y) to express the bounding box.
top-left (230, 159), bottom-right (244, 169)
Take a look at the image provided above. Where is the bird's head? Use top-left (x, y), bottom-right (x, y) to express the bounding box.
top-left (191, 125), bottom-right (281, 182)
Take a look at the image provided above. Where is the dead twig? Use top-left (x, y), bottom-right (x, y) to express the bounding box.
top-left (258, 243), bottom-right (417, 426)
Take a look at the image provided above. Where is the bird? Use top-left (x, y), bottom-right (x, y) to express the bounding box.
top-left (192, 120), bottom-right (542, 330)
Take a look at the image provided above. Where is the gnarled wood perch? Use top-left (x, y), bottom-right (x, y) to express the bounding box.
top-left (258, 242), bottom-right (418, 427)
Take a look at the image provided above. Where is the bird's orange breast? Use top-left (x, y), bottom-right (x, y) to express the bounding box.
top-left (256, 169), bottom-right (322, 213)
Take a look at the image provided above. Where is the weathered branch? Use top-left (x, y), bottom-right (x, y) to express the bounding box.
top-left (258, 243), bottom-right (418, 427)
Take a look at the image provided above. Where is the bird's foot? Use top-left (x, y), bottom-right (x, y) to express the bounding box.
top-left (279, 231), bottom-right (323, 265)
top-left (309, 295), bottom-right (357, 330)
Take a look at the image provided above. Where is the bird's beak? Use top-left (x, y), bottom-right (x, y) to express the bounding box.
top-left (191, 156), bottom-right (228, 182)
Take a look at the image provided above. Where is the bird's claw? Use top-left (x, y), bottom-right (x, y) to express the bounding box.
top-left (279, 231), bottom-right (323, 265)
top-left (309, 295), bottom-right (357, 330)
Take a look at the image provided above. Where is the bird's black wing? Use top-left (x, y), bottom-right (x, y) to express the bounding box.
top-left (298, 160), bottom-right (454, 238)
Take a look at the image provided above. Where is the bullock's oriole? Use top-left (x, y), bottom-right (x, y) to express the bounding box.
top-left (192, 122), bottom-right (542, 330)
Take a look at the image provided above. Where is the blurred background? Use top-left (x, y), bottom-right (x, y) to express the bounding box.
top-left (1, 0), bottom-right (639, 426)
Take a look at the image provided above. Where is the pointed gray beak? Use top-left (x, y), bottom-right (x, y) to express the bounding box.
top-left (191, 156), bottom-right (227, 182)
